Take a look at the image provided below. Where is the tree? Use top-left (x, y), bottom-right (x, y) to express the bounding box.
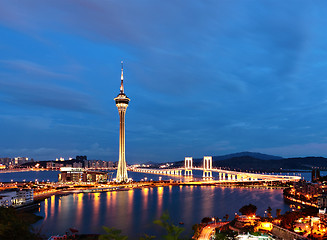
top-left (276, 209), bottom-right (281, 217)
top-left (153, 211), bottom-right (184, 240)
top-left (192, 224), bottom-right (202, 239)
top-left (223, 214), bottom-right (229, 221)
top-left (201, 217), bottom-right (212, 224)
top-left (280, 211), bottom-right (304, 229)
top-left (239, 204), bottom-right (257, 216)
top-left (139, 234), bottom-right (156, 240)
top-left (267, 206), bottom-right (272, 218)
top-left (0, 207), bottom-right (43, 240)
top-left (99, 226), bottom-right (128, 240)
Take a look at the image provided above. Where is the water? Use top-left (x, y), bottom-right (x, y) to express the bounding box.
top-left (0, 170), bottom-right (321, 238)
top-left (0, 170), bottom-right (187, 183)
top-left (0, 169), bottom-right (319, 182)
top-left (33, 186), bottom-right (290, 239)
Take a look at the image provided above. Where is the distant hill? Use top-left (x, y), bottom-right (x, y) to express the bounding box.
top-left (192, 151), bottom-right (282, 163)
top-left (214, 151), bottom-right (283, 161)
top-left (169, 152), bottom-right (327, 171)
top-left (212, 156), bottom-right (327, 171)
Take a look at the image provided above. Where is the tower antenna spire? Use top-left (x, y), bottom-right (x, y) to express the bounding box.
top-left (120, 61), bottom-right (124, 93)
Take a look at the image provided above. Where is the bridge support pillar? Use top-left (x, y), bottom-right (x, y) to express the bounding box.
top-left (203, 156), bottom-right (213, 179)
top-left (203, 170), bottom-right (212, 178)
top-left (184, 157), bottom-right (193, 176)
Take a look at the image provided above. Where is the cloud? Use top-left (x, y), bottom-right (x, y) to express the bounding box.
top-left (0, 1), bottom-right (313, 95)
top-left (0, 143), bottom-right (114, 160)
top-left (0, 114), bottom-right (52, 130)
top-left (0, 59), bottom-right (71, 79)
top-left (0, 1), bottom-right (327, 161)
top-left (0, 78), bottom-right (104, 114)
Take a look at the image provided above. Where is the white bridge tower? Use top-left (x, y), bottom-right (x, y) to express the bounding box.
top-left (203, 156), bottom-right (212, 178)
top-left (184, 157), bottom-right (193, 176)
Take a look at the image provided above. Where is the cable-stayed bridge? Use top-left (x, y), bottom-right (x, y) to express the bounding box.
top-left (130, 156), bottom-right (301, 182)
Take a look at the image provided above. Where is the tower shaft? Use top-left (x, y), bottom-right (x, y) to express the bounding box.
top-left (116, 107), bottom-right (128, 182)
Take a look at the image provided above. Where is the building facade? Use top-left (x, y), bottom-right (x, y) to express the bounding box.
top-left (0, 189), bottom-right (34, 207)
top-left (58, 167), bottom-right (108, 183)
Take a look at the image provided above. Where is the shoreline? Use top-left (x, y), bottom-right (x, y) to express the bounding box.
top-left (0, 168), bottom-right (312, 174)
top-left (31, 180), bottom-right (288, 203)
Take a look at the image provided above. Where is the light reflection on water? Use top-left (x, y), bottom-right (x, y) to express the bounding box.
top-left (157, 187), bottom-right (163, 218)
top-left (92, 193), bottom-right (100, 228)
top-left (50, 195), bottom-right (55, 218)
top-left (0, 169), bottom-right (320, 184)
top-left (76, 193), bottom-right (83, 227)
top-left (35, 185), bottom-right (290, 239)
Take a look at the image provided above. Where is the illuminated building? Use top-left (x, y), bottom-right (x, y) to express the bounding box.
top-left (318, 192), bottom-right (327, 208)
top-left (235, 233), bottom-right (272, 239)
top-left (312, 168), bottom-right (321, 182)
top-left (114, 62), bottom-right (130, 182)
top-left (258, 222), bottom-right (273, 231)
top-left (58, 167), bottom-right (108, 183)
top-left (0, 189), bottom-right (34, 207)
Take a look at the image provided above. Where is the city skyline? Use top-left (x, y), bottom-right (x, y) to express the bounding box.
top-left (1, 1), bottom-right (327, 162)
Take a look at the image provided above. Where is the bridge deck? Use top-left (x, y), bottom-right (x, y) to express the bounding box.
top-left (130, 167), bottom-right (301, 182)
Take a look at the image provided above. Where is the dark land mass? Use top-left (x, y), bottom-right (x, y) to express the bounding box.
top-left (201, 151), bottom-right (283, 161)
top-left (169, 152), bottom-right (327, 171)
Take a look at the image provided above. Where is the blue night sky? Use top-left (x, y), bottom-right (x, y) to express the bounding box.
top-left (1, 1), bottom-right (327, 163)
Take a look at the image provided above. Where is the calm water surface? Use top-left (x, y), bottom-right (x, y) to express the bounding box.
top-left (0, 169), bottom-right (316, 182)
top-left (0, 170), bottom-right (322, 238)
top-left (0, 171), bottom-right (185, 183)
top-left (34, 186), bottom-right (290, 239)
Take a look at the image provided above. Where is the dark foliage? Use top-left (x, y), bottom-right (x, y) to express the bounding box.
top-left (0, 207), bottom-right (43, 240)
top-left (201, 217), bottom-right (212, 224)
top-left (239, 204), bottom-right (257, 216)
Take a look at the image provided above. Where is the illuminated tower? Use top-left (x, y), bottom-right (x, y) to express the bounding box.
top-left (114, 62), bottom-right (130, 182)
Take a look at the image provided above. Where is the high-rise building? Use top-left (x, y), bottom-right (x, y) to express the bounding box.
top-left (114, 62), bottom-right (130, 182)
top-left (312, 168), bottom-right (321, 182)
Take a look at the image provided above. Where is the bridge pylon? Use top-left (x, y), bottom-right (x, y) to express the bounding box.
top-left (203, 156), bottom-right (213, 179)
top-left (184, 157), bottom-right (193, 176)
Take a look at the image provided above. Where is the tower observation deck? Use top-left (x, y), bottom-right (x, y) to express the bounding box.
top-left (114, 62), bottom-right (130, 182)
